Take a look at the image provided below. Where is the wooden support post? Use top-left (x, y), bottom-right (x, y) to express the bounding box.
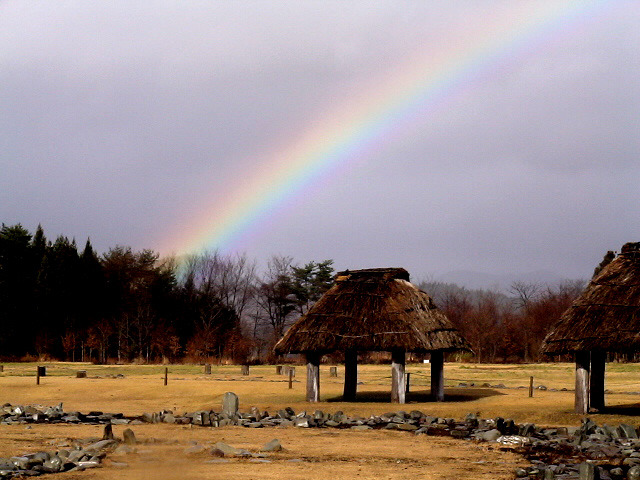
top-left (405, 373), bottom-right (411, 395)
top-left (575, 351), bottom-right (590, 414)
top-left (391, 349), bottom-right (406, 404)
top-left (529, 376), bottom-right (534, 397)
top-left (430, 351), bottom-right (444, 402)
top-left (343, 349), bottom-right (358, 401)
top-left (590, 351), bottom-right (606, 411)
top-left (164, 367), bottom-right (168, 386)
top-left (329, 366), bottom-right (338, 377)
top-left (241, 365), bottom-right (250, 376)
top-left (306, 353), bottom-right (320, 402)
top-left (0, 365), bottom-right (4, 373)
top-left (288, 369), bottom-right (293, 389)
top-left (36, 366), bottom-right (40, 385)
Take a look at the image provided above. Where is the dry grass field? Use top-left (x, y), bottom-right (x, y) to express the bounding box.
top-left (2, 362), bottom-right (640, 479)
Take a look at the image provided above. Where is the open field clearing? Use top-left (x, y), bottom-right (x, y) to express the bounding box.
top-left (3, 362), bottom-right (640, 479)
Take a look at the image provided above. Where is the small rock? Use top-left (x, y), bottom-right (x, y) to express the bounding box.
top-left (479, 429), bottom-right (502, 442)
top-left (579, 462), bottom-right (600, 480)
top-left (260, 439), bottom-right (282, 452)
top-left (184, 444), bottom-right (206, 455)
top-left (209, 448), bottom-right (225, 457)
top-left (629, 465), bottom-right (640, 480)
top-left (123, 429), bottom-right (137, 445)
top-left (396, 423), bottom-right (418, 431)
top-left (77, 460), bottom-right (101, 469)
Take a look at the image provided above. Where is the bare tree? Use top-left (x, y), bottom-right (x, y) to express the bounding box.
top-left (255, 255), bottom-right (297, 343)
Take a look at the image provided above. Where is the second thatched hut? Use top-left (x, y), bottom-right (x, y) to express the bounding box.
top-left (274, 267), bottom-right (471, 403)
top-left (542, 242), bottom-right (640, 413)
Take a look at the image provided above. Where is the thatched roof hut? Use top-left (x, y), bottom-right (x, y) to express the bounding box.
top-left (274, 268), bottom-right (471, 403)
top-left (541, 242), bottom-right (640, 413)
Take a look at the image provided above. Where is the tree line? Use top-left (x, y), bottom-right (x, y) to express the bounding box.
top-left (0, 223), bottom-right (333, 363)
top-left (0, 223), bottom-right (585, 363)
top-left (421, 279), bottom-right (585, 362)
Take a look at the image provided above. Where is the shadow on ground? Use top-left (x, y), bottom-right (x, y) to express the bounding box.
top-left (596, 403), bottom-right (640, 416)
top-left (325, 388), bottom-right (506, 403)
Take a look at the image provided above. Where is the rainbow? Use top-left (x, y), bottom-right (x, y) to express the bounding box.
top-left (162, 0), bottom-right (609, 257)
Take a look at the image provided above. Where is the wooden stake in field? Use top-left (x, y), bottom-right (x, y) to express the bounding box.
top-left (164, 367), bottom-right (168, 386)
top-left (391, 349), bottom-right (406, 403)
top-left (306, 353), bottom-right (320, 402)
top-left (36, 366), bottom-right (40, 385)
top-left (405, 373), bottom-right (411, 394)
top-left (288, 368), bottom-right (293, 389)
top-left (527, 376), bottom-right (533, 397)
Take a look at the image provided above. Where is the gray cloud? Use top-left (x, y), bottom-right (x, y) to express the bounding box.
top-left (1, 1), bottom-right (638, 284)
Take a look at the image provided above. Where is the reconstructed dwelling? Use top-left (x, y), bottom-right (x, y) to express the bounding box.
top-left (274, 268), bottom-right (472, 403)
top-left (542, 242), bottom-right (640, 414)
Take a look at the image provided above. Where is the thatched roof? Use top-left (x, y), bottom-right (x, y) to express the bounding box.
top-left (274, 268), bottom-right (472, 355)
top-left (542, 242), bottom-right (640, 355)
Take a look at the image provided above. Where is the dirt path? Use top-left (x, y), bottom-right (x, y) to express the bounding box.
top-left (0, 423), bottom-right (524, 480)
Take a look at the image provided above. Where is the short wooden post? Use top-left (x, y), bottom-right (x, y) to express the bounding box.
top-left (241, 365), bottom-right (250, 376)
top-left (529, 376), bottom-right (534, 397)
top-left (204, 364), bottom-right (211, 374)
top-left (405, 373), bottom-right (411, 394)
top-left (590, 351), bottom-right (606, 411)
top-left (288, 369), bottom-right (293, 389)
top-left (329, 366), bottom-right (338, 377)
top-left (77, 370), bottom-right (87, 378)
top-left (36, 366), bottom-right (40, 385)
top-left (289, 367), bottom-right (295, 377)
top-left (344, 349), bottom-right (358, 401)
top-left (0, 365), bottom-right (4, 373)
top-left (575, 351), bottom-right (590, 414)
top-left (276, 365), bottom-right (283, 375)
top-left (306, 353), bottom-right (320, 402)
top-left (391, 349), bottom-right (406, 404)
top-left (430, 351), bottom-right (444, 402)
top-left (164, 367), bottom-right (168, 386)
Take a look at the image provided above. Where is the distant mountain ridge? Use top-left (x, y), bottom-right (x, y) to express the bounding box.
top-left (431, 270), bottom-right (584, 293)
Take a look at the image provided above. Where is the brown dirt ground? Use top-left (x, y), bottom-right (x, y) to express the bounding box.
top-left (2, 362), bottom-right (640, 479)
top-left (0, 423), bottom-right (523, 480)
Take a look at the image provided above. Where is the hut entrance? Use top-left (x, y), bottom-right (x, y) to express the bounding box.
top-left (543, 243), bottom-right (640, 414)
top-left (275, 268), bottom-right (471, 403)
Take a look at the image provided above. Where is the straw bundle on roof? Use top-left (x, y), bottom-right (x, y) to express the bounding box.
top-left (274, 268), bottom-right (471, 355)
top-left (542, 242), bottom-right (640, 355)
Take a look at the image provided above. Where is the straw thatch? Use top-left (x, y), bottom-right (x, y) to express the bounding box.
top-left (274, 268), bottom-right (472, 355)
top-left (542, 242), bottom-right (640, 355)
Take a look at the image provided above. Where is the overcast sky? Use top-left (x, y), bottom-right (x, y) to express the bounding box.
top-left (1, 1), bottom-right (638, 284)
